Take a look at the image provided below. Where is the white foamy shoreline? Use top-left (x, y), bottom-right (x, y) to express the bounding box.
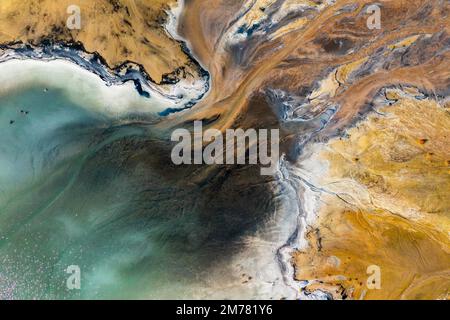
top-left (0, 40), bottom-right (210, 117)
top-left (0, 58), bottom-right (177, 117)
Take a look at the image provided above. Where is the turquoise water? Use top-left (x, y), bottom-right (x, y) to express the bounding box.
top-left (0, 85), bottom-right (189, 299)
top-left (0, 83), bottom-right (276, 299)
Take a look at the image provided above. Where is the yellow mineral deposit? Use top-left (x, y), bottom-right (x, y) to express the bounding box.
top-left (0, 0), bottom-right (192, 82)
top-left (295, 95), bottom-right (450, 299)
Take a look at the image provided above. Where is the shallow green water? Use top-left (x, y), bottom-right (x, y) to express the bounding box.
top-left (0, 83), bottom-right (276, 299)
top-left (0, 86), bottom-right (187, 299)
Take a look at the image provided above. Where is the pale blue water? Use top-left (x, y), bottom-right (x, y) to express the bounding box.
top-left (0, 85), bottom-right (193, 299)
top-left (0, 81), bottom-right (276, 299)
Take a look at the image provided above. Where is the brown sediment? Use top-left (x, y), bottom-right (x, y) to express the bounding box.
top-left (0, 0), bottom-right (193, 83)
top-left (155, 0), bottom-right (448, 149)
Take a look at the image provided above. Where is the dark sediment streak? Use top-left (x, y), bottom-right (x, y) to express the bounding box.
top-left (0, 39), bottom-right (210, 114)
